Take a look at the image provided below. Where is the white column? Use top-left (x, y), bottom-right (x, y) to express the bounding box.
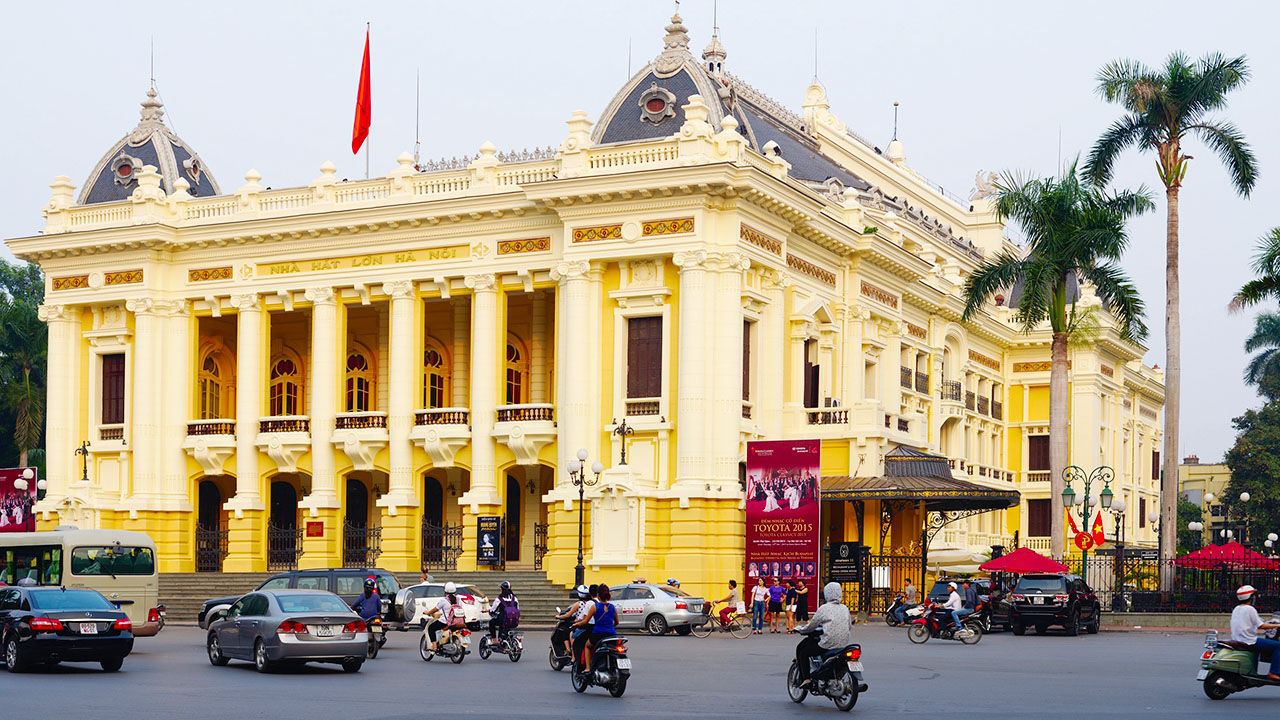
top-left (304, 287), bottom-right (339, 508)
top-left (552, 261), bottom-right (591, 485)
top-left (531, 290), bottom-right (547, 404)
top-left (161, 301), bottom-right (192, 503)
top-left (758, 271), bottom-right (787, 438)
top-left (711, 252), bottom-right (747, 483)
top-left (38, 305), bottom-right (80, 500)
top-left (226, 293), bottom-right (265, 512)
top-left (674, 251), bottom-right (709, 486)
top-left (842, 304), bottom-right (865, 407)
top-left (383, 280), bottom-right (418, 506)
top-left (451, 298), bottom-right (469, 408)
top-left (125, 298), bottom-right (163, 500)
top-left (461, 274), bottom-right (500, 507)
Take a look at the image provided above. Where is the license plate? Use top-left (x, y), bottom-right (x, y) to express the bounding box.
top-left (690, 603), bottom-right (702, 612)
top-left (616, 658), bottom-right (632, 669)
top-left (1196, 668), bottom-right (1209, 681)
top-left (460, 635), bottom-right (470, 647)
top-left (80, 623), bottom-right (99, 635)
top-left (112, 603), bottom-right (121, 610)
top-left (1032, 596), bottom-right (1044, 604)
top-left (313, 625), bottom-right (336, 637)
top-left (848, 661), bottom-right (863, 672)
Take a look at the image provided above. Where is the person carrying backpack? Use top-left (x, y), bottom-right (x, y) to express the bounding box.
top-left (488, 580), bottom-right (521, 641)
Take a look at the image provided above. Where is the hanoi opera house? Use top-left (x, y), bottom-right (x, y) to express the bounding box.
top-left (6, 14), bottom-right (1165, 594)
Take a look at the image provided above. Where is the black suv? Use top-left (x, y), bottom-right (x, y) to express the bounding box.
top-left (197, 568), bottom-right (401, 629)
top-left (1009, 573), bottom-right (1100, 636)
top-left (925, 577), bottom-right (1012, 632)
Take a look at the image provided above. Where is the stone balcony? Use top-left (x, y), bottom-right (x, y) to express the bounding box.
top-left (409, 408), bottom-right (470, 467)
top-left (331, 411), bottom-right (388, 471)
top-left (492, 403), bottom-right (556, 466)
top-left (182, 419), bottom-right (236, 475)
top-left (255, 415), bottom-right (310, 473)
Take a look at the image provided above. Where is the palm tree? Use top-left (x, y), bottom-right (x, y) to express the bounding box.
top-left (1242, 311), bottom-right (1280, 389)
top-left (1231, 228), bottom-right (1280, 312)
top-left (0, 292), bottom-right (46, 467)
top-left (963, 163), bottom-right (1152, 560)
top-left (1085, 52), bottom-right (1258, 559)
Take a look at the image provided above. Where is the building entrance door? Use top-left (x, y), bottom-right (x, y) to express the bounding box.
top-left (505, 475), bottom-right (521, 563)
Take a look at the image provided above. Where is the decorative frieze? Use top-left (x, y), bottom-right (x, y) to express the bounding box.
top-left (104, 269), bottom-right (143, 285)
top-left (572, 224), bottom-right (622, 243)
top-left (906, 322), bottom-right (927, 340)
top-left (740, 224), bottom-right (782, 255)
top-left (256, 244), bottom-right (468, 276)
top-left (1101, 365), bottom-right (1114, 378)
top-left (969, 350), bottom-right (1001, 372)
top-left (1140, 407), bottom-right (1158, 421)
top-left (189, 266), bottom-right (232, 282)
top-left (1013, 361), bottom-right (1072, 372)
top-left (51, 275), bottom-right (89, 291)
top-left (787, 254), bottom-right (836, 286)
top-left (497, 237), bottom-right (551, 255)
top-left (642, 217), bottom-right (694, 236)
top-left (859, 280), bottom-right (897, 308)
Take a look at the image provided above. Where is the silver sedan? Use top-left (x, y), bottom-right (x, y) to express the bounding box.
top-left (609, 584), bottom-right (708, 635)
top-left (206, 589), bottom-right (368, 673)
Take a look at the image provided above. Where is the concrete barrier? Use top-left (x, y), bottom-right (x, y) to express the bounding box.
top-left (1101, 612), bottom-right (1229, 630)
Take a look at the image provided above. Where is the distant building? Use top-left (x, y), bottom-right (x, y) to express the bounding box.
top-left (1179, 454), bottom-right (1233, 544)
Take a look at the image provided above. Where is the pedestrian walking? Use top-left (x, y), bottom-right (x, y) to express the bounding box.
top-left (750, 577), bottom-right (768, 634)
top-left (768, 577), bottom-right (785, 633)
top-left (785, 579), bottom-right (798, 631)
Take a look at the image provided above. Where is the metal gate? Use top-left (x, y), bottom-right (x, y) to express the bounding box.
top-left (827, 549), bottom-right (923, 615)
top-left (421, 520), bottom-right (462, 572)
top-left (343, 520), bottom-right (382, 568)
top-left (267, 521), bottom-right (304, 571)
top-left (195, 526), bottom-right (228, 573)
top-left (534, 522), bottom-right (548, 571)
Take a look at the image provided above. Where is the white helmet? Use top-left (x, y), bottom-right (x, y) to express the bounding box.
top-left (948, 582), bottom-right (957, 589)
top-left (1238, 584), bottom-right (1257, 601)
top-left (444, 582), bottom-right (457, 594)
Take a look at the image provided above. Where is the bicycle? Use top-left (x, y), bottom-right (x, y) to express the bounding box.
top-left (691, 602), bottom-right (753, 638)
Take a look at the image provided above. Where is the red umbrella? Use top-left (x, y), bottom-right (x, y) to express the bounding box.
top-left (1174, 541), bottom-right (1278, 570)
top-left (979, 546), bottom-right (1069, 574)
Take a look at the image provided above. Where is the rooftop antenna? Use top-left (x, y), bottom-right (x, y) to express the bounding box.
top-left (1057, 124), bottom-right (1063, 175)
top-left (892, 101), bottom-right (900, 141)
top-left (813, 28), bottom-right (819, 82)
top-left (149, 36), bottom-right (155, 90)
top-left (413, 69), bottom-right (421, 171)
top-left (627, 37), bottom-right (632, 77)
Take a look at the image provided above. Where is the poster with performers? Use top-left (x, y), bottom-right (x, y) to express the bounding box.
top-left (0, 467), bottom-right (37, 533)
top-left (745, 440), bottom-right (820, 613)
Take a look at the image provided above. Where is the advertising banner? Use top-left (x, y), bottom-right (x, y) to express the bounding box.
top-left (746, 440), bottom-right (820, 613)
top-left (476, 516), bottom-right (502, 565)
top-left (0, 467), bottom-right (37, 533)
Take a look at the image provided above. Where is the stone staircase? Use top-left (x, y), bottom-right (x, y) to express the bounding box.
top-left (160, 569), bottom-right (572, 627)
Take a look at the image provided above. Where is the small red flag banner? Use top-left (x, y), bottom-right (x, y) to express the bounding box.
top-left (351, 28), bottom-right (371, 154)
top-left (1091, 511), bottom-right (1106, 546)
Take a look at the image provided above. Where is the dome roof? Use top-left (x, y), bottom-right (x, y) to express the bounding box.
top-left (78, 88), bottom-right (221, 205)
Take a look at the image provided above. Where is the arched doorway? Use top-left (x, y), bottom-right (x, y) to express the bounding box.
top-left (270, 481), bottom-right (297, 529)
top-left (346, 478), bottom-right (369, 528)
top-left (196, 480), bottom-right (225, 572)
top-left (268, 481), bottom-right (300, 570)
top-left (198, 481), bottom-right (221, 530)
top-left (423, 476), bottom-right (444, 527)
top-left (505, 475), bottom-right (521, 563)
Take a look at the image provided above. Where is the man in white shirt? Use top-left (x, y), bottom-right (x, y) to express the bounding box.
top-left (1230, 584), bottom-right (1280, 679)
top-left (942, 581), bottom-right (965, 630)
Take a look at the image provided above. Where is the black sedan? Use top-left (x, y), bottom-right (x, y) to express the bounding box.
top-left (0, 586), bottom-right (134, 672)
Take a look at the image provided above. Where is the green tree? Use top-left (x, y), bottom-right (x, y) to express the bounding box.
top-left (0, 259), bottom-right (46, 467)
top-left (1242, 311), bottom-right (1280, 390)
top-left (1224, 400), bottom-right (1280, 548)
top-left (962, 162), bottom-right (1153, 559)
top-left (1085, 52), bottom-right (1259, 559)
top-left (1176, 498), bottom-right (1203, 555)
top-left (1231, 228), bottom-right (1280, 311)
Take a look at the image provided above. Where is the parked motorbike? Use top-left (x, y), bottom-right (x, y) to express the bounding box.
top-left (571, 635), bottom-right (631, 697)
top-left (480, 628), bottom-right (523, 662)
top-left (420, 624), bottom-right (471, 664)
top-left (786, 627), bottom-right (868, 712)
top-left (367, 616), bottom-right (386, 659)
top-left (1200, 626), bottom-right (1280, 700)
top-left (884, 593), bottom-right (917, 627)
top-left (907, 604), bottom-right (982, 645)
top-left (549, 610), bottom-right (574, 671)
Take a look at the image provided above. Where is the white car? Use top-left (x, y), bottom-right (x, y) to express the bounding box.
top-left (393, 583), bottom-right (489, 629)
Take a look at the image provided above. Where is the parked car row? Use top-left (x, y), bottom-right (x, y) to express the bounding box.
top-left (919, 573), bottom-right (1102, 636)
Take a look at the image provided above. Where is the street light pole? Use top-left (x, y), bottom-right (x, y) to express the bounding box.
top-left (568, 448), bottom-right (603, 587)
top-left (1061, 465), bottom-right (1114, 580)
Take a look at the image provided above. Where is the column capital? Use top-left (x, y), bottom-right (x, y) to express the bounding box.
top-left (551, 261), bottom-right (590, 283)
top-left (464, 273), bottom-right (497, 293)
top-left (125, 297), bottom-right (185, 317)
top-left (672, 250), bottom-right (708, 271)
top-left (704, 250), bottom-right (750, 273)
top-left (383, 280), bottom-right (416, 300)
top-left (761, 268), bottom-right (792, 292)
top-left (229, 293), bottom-right (262, 312)
top-left (304, 286), bottom-right (337, 305)
top-left (37, 303), bottom-right (76, 322)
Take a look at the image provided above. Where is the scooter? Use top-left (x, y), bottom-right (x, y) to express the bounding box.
top-left (366, 616), bottom-right (386, 659)
top-left (479, 623), bottom-right (523, 662)
top-left (571, 635), bottom-right (631, 697)
top-left (907, 604), bottom-right (982, 645)
top-left (549, 609), bottom-right (574, 671)
top-left (419, 623), bottom-right (470, 664)
top-left (884, 593), bottom-right (917, 627)
top-left (786, 627), bottom-right (868, 712)
top-left (1200, 626), bottom-right (1280, 700)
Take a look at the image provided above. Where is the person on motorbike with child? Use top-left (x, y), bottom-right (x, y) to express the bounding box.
top-left (424, 582), bottom-right (467, 653)
top-left (553, 585), bottom-right (589, 658)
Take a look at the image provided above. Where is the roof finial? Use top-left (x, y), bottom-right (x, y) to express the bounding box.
top-left (149, 36), bottom-right (155, 90)
top-left (702, 0), bottom-right (727, 78)
top-left (892, 101), bottom-right (899, 141)
top-left (139, 87), bottom-right (165, 125)
top-left (655, 5), bottom-right (693, 75)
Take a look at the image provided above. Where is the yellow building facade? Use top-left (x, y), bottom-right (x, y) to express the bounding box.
top-left (6, 13), bottom-right (1163, 598)
top-left (1179, 455), bottom-right (1233, 545)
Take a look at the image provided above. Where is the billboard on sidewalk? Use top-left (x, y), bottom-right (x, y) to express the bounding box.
top-left (476, 516), bottom-right (502, 565)
top-left (746, 440), bottom-right (820, 613)
top-left (0, 467), bottom-right (37, 533)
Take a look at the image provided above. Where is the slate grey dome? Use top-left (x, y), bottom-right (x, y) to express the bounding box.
top-left (78, 88), bottom-right (221, 205)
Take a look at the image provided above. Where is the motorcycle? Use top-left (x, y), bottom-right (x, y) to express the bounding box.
top-left (549, 609), bottom-right (574, 671)
top-left (786, 627), bottom-right (867, 712)
top-left (364, 616), bottom-right (387, 658)
top-left (884, 593), bottom-right (917, 627)
top-left (419, 623), bottom-right (471, 664)
top-left (907, 604), bottom-right (982, 645)
top-left (1200, 625), bottom-right (1280, 700)
top-left (480, 627), bottom-right (523, 662)
top-left (571, 635), bottom-right (631, 697)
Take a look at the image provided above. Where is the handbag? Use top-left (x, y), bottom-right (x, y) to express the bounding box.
top-left (787, 604), bottom-right (796, 613)
top-left (735, 601), bottom-right (747, 614)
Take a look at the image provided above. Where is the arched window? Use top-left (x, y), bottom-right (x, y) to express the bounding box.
top-left (423, 344), bottom-right (448, 409)
top-left (505, 342), bottom-right (525, 404)
top-left (199, 356), bottom-right (222, 419)
top-left (269, 357), bottom-right (300, 416)
top-left (345, 349), bottom-right (374, 412)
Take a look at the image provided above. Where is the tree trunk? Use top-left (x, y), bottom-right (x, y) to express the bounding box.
top-left (1162, 185), bottom-right (1180, 560)
top-left (18, 449), bottom-right (27, 468)
top-left (1049, 331), bottom-right (1069, 561)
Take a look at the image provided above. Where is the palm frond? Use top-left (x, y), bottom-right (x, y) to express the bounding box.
top-left (1080, 263), bottom-right (1148, 342)
top-left (1085, 114), bottom-right (1147, 187)
top-left (961, 253), bottom-right (1026, 321)
top-left (1188, 120), bottom-right (1259, 197)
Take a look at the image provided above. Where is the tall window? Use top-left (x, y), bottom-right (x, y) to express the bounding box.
top-left (269, 357), bottom-right (300, 416)
top-left (199, 356), bottom-right (222, 419)
top-left (505, 343), bottom-right (525, 404)
top-left (101, 353), bottom-right (125, 424)
top-left (1139, 497), bottom-right (1147, 528)
top-left (345, 351), bottom-right (374, 412)
top-left (803, 339), bottom-right (819, 408)
top-left (423, 347), bottom-right (448, 409)
top-left (742, 320), bottom-right (752, 402)
top-left (626, 316), bottom-right (662, 399)
top-left (1028, 436), bottom-right (1050, 471)
top-left (1151, 451), bottom-right (1160, 481)
top-left (1027, 499), bottom-right (1051, 537)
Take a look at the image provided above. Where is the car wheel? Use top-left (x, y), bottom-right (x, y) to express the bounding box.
top-left (342, 659), bottom-right (363, 673)
top-left (100, 656), bottom-right (124, 672)
top-left (1012, 623), bottom-right (1025, 636)
top-left (1086, 611), bottom-right (1100, 634)
top-left (646, 614), bottom-right (669, 636)
top-left (207, 633), bottom-right (229, 666)
top-left (1035, 624), bottom-right (1048, 635)
top-left (1065, 610), bottom-right (1080, 637)
top-left (5, 636), bottom-right (26, 673)
top-left (675, 626), bottom-right (692, 636)
top-left (253, 639), bottom-right (273, 673)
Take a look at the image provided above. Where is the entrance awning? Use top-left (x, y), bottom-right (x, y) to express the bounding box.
top-left (820, 474), bottom-right (1020, 512)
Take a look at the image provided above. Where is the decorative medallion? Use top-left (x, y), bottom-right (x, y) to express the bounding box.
top-left (740, 224), bottom-right (782, 255)
top-left (497, 237), bottom-right (551, 256)
top-left (111, 152), bottom-right (142, 187)
top-left (639, 82), bottom-right (678, 125)
top-left (471, 242), bottom-right (491, 258)
top-left (183, 157), bottom-right (202, 184)
top-left (968, 350), bottom-right (1001, 372)
top-left (240, 264), bottom-right (254, 279)
top-left (787, 254), bottom-right (836, 286)
top-left (859, 280), bottom-right (898, 308)
top-left (642, 217), bottom-right (694, 237)
top-left (51, 275), bottom-right (89, 291)
top-left (572, 224), bottom-right (622, 243)
top-left (189, 266), bottom-right (233, 283)
top-left (104, 269), bottom-right (143, 286)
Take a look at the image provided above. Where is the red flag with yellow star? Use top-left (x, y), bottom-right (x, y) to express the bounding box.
top-left (1092, 511), bottom-right (1106, 546)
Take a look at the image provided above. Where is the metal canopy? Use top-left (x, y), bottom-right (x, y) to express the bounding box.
top-left (820, 474), bottom-right (1020, 512)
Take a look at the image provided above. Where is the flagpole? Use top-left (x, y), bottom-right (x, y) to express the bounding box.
top-left (365, 22), bottom-right (370, 180)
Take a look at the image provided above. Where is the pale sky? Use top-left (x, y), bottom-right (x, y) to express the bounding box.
top-left (2, 0), bottom-right (1276, 461)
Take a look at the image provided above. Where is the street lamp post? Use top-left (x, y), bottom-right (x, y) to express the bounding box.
top-left (1108, 498), bottom-right (1127, 612)
top-left (568, 448), bottom-right (603, 587)
top-left (74, 441), bottom-right (90, 485)
top-left (12, 467), bottom-right (48, 532)
top-left (1061, 465), bottom-right (1114, 578)
top-left (611, 418), bottom-right (634, 466)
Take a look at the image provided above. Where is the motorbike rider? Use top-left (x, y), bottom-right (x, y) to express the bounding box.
top-left (792, 582), bottom-right (853, 689)
top-left (942, 581), bottom-right (965, 630)
top-left (424, 581), bottom-right (467, 654)
top-left (894, 579), bottom-right (917, 623)
top-left (960, 579), bottom-right (978, 624)
top-left (573, 584), bottom-right (618, 675)
top-left (569, 584), bottom-right (599, 673)
top-left (489, 580), bottom-right (520, 641)
top-left (1231, 584), bottom-right (1280, 680)
top-left (554, 585), bottom-right (589, 658)
top-left (350, 577), bottom-right (381, 621)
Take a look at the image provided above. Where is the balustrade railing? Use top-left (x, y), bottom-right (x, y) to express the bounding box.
top-left (335, 412), bottom-right (388, 430)
top-left (259, 416), bottom-right (310, 433)
top-left (992, 401), bottom-right (1003, 420)
top-left (187, 419), bottom-right (235, 436)
top-left (941, 381), bottom-right (962, 401)
top-left (495, 403), bottom-right (555, 423)
top-left (98, 424), bottom-right (124, 441)
top-left (914, 372), bottom-right (929, 393)
top-left (741, 401), bottom-right (753, 419)
top-left (415, 408), bottom-right (470, 426)
top-left (1026, 471), bottom-right (1051, 483)
top-left (807, 408), bottom-right (849, 425)
top-left (977, 396), bottom-right (990, 415)
top-left (625, 398), bottom-right (661, 417)
top-left (965, 392), bottom-right (976, 411)
top-left (900, 366), bottom-right (913, 389)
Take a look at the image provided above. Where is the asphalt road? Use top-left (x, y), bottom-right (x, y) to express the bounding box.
top-left (1, 623), bottom-right (1275, 718)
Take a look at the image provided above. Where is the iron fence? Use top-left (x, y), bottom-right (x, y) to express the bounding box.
top-left (195, 526), bottom-right (228, 573)
top-left (342, 520), bottom-right (382, 568)
top-left (421, 520), bottom-right (462, 572)
top-left (267, 521), bottom-right (304, 571)
top-left (826, 551), bottom-right (924, 615)
top-left (1063, 556), bottom-right (1280, 613)
top-left (534, 522), bottom-right (548, 571)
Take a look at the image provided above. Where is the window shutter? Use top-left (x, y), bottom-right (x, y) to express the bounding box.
top-left (1151, 451), bottom-right (1160, 481)
top-left (1028, 436), bottom-right (1050, 471)
top-left (1027, 499), bottom-right (1050, 537)
top-left (627, 317), bottom-right (662, 398)
top-left (742, 320), bottom-right (751, 402)
top-left (102, 354), bottom-right (126, 424)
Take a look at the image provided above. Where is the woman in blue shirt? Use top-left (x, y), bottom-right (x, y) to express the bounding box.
top-left (574, 585), bottom-right (618, 673)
